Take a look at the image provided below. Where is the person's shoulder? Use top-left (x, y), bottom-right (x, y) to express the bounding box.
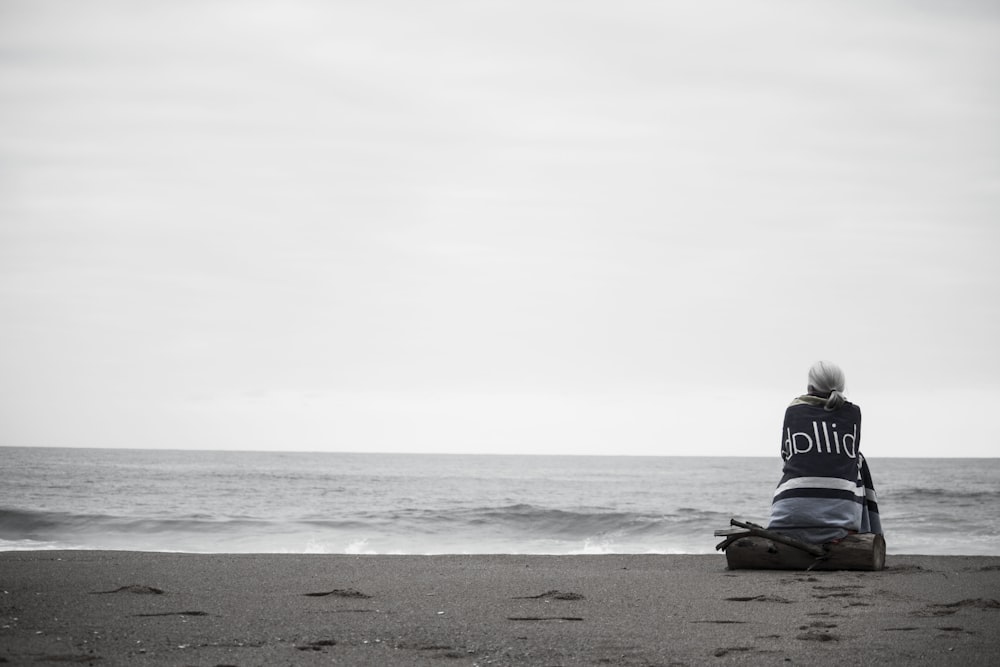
top-left (838, 400), bottom-right (862, 418)
top-left (787, 395), bottom-right (823, 408)
top-left (784, 398), bottom-right (820, 421)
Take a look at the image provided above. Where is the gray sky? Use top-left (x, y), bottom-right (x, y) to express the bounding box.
top-left (2, 1), bottom-right (998, 457)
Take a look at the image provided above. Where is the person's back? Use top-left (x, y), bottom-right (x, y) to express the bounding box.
top-left (767, 361), bottom-right (883, 544)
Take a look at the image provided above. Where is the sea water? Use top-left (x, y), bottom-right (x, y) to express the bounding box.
top-left (1, 448), bottom-right (997, 555)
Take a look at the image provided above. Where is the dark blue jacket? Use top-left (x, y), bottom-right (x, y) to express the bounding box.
top-left (767, 396), bottom-right (882, 543)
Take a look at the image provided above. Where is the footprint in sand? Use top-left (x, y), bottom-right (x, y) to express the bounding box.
top-left (296, 639), bottom-right (337, 651)
top-left (33, 654), bottom-right (101, 663)
top-left (512, 590), bottom-right (585, 601)
top-left (939, 598), bottom-right (1000, 610)
top-left (303, 588), bottom-right (372, 599)
top-left (811, 585), bottom-right (863, 600)
top-left (405, 644), bottom-right (474, 658)
top-left (90, 585), bottom-right (164, 595)
top-left (691, 620), bottom-right (747, 624)
top-left (915, 598), bottom-right (1000, 617)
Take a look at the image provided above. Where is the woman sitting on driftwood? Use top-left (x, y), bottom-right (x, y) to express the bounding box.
top-left (766, 361), bottom-right (883, 544)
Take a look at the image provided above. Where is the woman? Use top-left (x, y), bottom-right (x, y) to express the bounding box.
top-left (767, 361), bottom-right (883, 544)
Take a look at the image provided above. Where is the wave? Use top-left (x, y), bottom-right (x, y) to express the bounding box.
top-left (300, 504), bottom-right (731, 537)
top-left (0, 507), bottom-right (273, 538)
top-left (1, 503), bottom-right (731, 552)
top-left (887, 487), bottom-right (1000, 501)
top-left (9, 500), bottom-right (994, 555)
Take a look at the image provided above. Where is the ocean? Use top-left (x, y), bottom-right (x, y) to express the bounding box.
top-left (1, 448), bottom-right (997, 556)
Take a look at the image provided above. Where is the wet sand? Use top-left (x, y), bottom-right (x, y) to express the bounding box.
top-left (1, 551), bottom-right (999, 665)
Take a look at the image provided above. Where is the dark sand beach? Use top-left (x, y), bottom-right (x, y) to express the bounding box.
top-left (2, 552), bottom-right (999, 665)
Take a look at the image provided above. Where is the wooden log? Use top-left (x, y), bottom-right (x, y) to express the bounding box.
top-left (725, 519), bottom-right (827, 557)
top-left (724, 533), bottom-right (886, 571)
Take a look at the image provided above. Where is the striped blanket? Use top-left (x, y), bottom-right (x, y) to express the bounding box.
top-left (767, 395), bottom-right (883, 544)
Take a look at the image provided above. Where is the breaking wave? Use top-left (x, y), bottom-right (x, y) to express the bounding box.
top-left (0, 504), bottom-right (731, 555)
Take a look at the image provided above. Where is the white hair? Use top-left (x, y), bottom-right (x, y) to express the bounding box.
top-left (807, 360), bottom-right (846, 411)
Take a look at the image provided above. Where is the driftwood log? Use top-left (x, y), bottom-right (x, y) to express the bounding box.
top-left (715, 519), bottom-right (886, 571)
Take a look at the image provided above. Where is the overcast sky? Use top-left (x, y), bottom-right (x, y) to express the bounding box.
top-left (2, 1), bottom-right (998, 457)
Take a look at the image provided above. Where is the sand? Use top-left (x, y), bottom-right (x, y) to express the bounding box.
top-left (1, 552), bottom-right (999, 666)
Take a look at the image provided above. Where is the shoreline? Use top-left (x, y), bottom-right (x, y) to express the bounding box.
top-left (2, 552), bottom-right (999, 665)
